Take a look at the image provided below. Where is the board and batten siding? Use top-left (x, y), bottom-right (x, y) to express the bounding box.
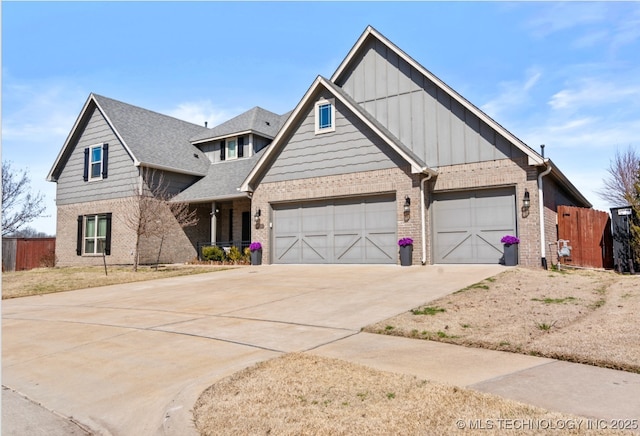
top-left (262, 90), bottom-right (406, 183)
top-left (336, 37), bottom-right (525, 168)
top-left (56, 108), bottom-right (139, 205)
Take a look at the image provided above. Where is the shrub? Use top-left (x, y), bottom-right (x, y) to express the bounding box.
top-left (202, 246), bottom-right (225, 262)
top-left (227, 246), bottom-right (243, 263)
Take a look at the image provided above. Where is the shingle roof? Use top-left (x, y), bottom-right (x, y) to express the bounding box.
top-left (190, 107), bottom-right (288, 143)
top-left (93, 94), bottom-right (211, 175)
top-left (171, 150), bottom-right (266, 203)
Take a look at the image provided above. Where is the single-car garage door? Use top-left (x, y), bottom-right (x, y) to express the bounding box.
top-left (273, 195), bottom-right (397, 264)
top-left (432, 188), bottom-right (516, 264)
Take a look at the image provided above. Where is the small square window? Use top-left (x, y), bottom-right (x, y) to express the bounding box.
top-left (315, 100), bottom-right (335, 134)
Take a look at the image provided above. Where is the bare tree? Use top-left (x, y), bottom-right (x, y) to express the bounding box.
top-left (598, 146), bottom-right (640, 207)
top-left (6, 226), bottom-right (51, 238)
top-left (2, 161), bottom-right (47, 236)
top-left (599, 147), bottom-right (640, 268)
top-left (121, 168), bottom-right (199, 271)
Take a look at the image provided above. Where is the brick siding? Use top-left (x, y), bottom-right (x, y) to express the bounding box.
top-left (251, 166), bottom-right (424, 265)
top-left (56, 198), bottom-right (201, 267)
top-left (251, 157), bottom-right (550, 268)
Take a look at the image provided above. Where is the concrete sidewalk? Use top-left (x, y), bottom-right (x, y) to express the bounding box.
top-left (310, 332), bottom-right (640, 423)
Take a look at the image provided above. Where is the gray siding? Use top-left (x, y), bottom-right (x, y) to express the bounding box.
top-left (253, 135), bottom-right (271, 154)
top-left (337, 37), bottom-right (525, 168)
top-left (56, 108), bottom-right (139, 205)
top-left (262, 90), bottom-right (406, 183)
top-left (143, 169), bottom-right (199, 197)
top-left (199, 134), bottom-right (251, 163)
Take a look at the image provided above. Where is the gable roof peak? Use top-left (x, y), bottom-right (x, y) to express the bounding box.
top-left (190, 105), bottom-right (288, 144)
top-left (331, 26), bottom-right (545, 167)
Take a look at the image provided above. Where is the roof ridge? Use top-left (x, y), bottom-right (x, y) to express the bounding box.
top-left (91, 93), bottom-right (209, 130)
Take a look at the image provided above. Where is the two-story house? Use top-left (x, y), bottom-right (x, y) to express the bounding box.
top-left (47, 94), bottom-right (287, 266)
top-left (49, 26), bottom-right (591, 268)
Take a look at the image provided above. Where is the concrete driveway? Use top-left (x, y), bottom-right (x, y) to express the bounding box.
top-left (2, 264), bottom-right (504, 435)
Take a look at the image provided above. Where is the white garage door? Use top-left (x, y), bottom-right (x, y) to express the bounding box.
top-left (432, 188), bottom-right (516, 264)
top-left (273, 196), bottom-right (397, 264)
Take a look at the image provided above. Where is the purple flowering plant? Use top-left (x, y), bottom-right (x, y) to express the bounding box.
top-left (500, 235), bottom-right (520, 245)
top-left (398, 237), bottom-right (414, 247)
top-left (249, 241), bottom-right (262, 252)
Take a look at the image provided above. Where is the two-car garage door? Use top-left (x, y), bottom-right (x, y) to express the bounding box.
top-left (272, 195), bottom-right (397, 264)
top-left (432, 188), bottom-right (516, 264)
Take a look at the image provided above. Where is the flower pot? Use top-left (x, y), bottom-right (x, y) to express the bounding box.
top-left (250, 250), bottom-right (262, 265)
top-left (399, 245), bottom-right (413, 266)
top-left (503, 243), bottom-right (518, 266)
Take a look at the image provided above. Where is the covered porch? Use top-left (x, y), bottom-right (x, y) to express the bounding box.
top-left (192, 196), bottom-right (253, 259)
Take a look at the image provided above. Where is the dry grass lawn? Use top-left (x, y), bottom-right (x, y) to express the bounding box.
top-left (365, 267), bottom-right (640, 373)
top-left (194, 353), bottom-right (632, 436)
top-left (194, 267), bottom-right (639, 435)
top-left (1, 264), bottom-right (231, 299)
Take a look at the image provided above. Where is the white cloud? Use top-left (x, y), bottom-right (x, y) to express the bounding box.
top-left (611, 5), bottom-right (640, 51)
top-left (2, 81), bottom-right (85, 144)
top-left (165, 100), bottom-right (236, 128)
top-left (548, 78), bottom-right (640, 111)
top-left (480, 68), bottom-right (542, 119)
top-left (525, 3), bottom-right (606, 38)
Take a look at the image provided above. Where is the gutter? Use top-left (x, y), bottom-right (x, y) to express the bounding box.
top-left (420, 171), bottom-right (434, 265)
top-left (538, 161), bottom-right (553, 269)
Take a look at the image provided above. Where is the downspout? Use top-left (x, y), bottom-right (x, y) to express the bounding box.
top-left (538, 162), bottom-right (552, 269)
top-left (420, 173), bottom-right (433, 265)
top-left (211, 201), bottom-right (217, 246)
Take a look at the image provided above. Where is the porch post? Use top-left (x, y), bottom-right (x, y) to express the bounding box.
top-left (211, 201), bottom-right (217, 245)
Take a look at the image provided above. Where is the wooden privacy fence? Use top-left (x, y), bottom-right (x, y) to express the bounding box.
top-left (2, 238), bottom-right (56, 272)
top-left (557, 206), bottom-right (613, 269)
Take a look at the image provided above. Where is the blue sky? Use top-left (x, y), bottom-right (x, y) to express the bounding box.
top-left (3, 1), bottom-right (640, 235)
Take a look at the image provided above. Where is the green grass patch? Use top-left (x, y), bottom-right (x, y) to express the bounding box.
top-left (454, 281), bottom-right (490, 294)
top-left (536, 321), bottom-right (556, 331)
top-left (411, 306), bottom-right (446, 316)
top-left (531, 297), bottom-right (577, 304)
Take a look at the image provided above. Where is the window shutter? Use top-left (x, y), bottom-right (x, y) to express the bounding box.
top-left (102, 143), bottom-right (109, 179)
top-left (238, 136), bottom-right (244, 158)
top-left (76, 215), bottom-right (83, 255)
top-left (220, 139), bottom-right (226, 161)
top-left (83, 148), bottom-right (89, 181)
top-left (105, 213), bottom-right (112, 255)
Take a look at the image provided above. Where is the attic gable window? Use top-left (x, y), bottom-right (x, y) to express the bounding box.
top-left (90, 146), bottom-right (102, 178)
top-left (83, 143), bottom-right (109, 181)
top-left (315, 99), bottom-right (335, 134)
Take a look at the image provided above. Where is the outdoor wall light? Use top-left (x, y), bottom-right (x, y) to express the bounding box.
top-left (522, 189), bottom-right (530, 218)
top-left (254, 209), bottom-right (261, 228)
top-left (403, 196), bottom-right (411, 221)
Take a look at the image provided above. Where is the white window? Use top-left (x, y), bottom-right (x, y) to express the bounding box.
top-left (315, 99), bottom-right (335, 134)
top-left (84, 214), bottom-right (108, 254)
top-left (89, 145), bottom-right (103, 180)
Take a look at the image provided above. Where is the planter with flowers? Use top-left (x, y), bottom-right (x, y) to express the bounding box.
top-left (500, 235), bottom-right (519, 266)
top-left (398, 237), bottom-right (414, 266)
top-left (249, 241), bottom-right (263, 265)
